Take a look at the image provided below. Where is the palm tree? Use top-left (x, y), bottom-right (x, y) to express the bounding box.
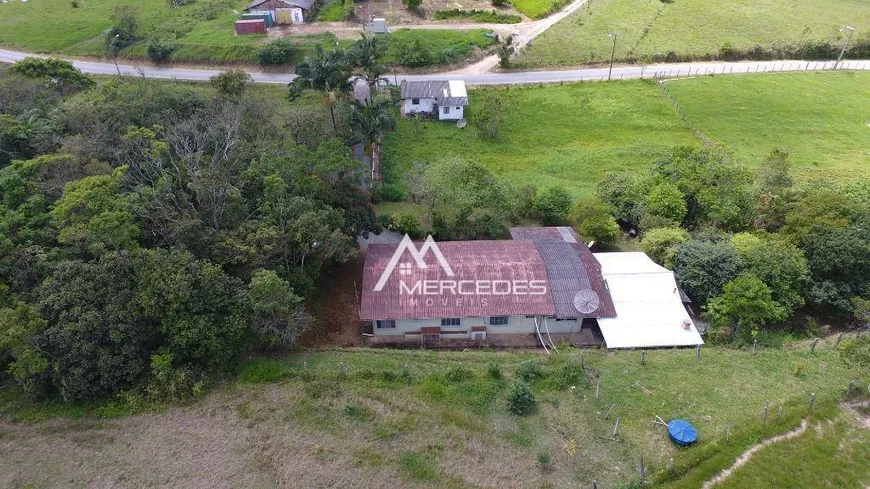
top-left (348, 34), bottom-right (387, 102)
top-left (294, 45), bottom-right (352, 93)
top-left (350, 97), bottom-right (395, 181)
top-left (350, 98), bottom-right (395, 149)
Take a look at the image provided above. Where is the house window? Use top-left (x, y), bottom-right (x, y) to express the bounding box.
top-left (456, 107), bottom-right (460, 110)
top-left (376, 320), bottom-right (396, 329)
top-left (422, 334), bottom-right (441, 343)
top-left (443, 106), bottom-right (450, 114)
top-left (411, 98), bottom-right (420, 104)
top-left (441, 318), bottom-right (461, 327)
top-left (489, 316), bottom-right (509, 326)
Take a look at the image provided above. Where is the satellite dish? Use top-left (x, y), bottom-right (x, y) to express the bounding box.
top-left (573, 289), bottom-right (600, 314)
top-left (456, 118), bottom-right (467, 128)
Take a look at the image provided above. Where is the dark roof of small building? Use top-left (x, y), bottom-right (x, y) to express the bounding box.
top-left (400, 80), bottom-right (468, 106)
top-left (246, 0), bottom-right (314, 11)
top-left (510, 227), bottom-right (616, 319)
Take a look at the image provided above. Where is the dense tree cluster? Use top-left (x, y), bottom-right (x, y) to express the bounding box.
top-left (0, 60), bottom-right (375, 401)
top-left (599, 146), bottom-right (870, 342)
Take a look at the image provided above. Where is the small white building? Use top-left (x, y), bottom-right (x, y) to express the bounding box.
top-left (400, 80), bottom-right (468, 121)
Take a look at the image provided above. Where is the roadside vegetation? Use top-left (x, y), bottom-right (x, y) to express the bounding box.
top-left (514, 0), bottom-right (870, 68)
top-left (0, 0), bottom-right (494, 67)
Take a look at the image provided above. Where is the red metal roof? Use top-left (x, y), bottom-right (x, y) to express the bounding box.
top-left (360, 240), bottom-right (556, 320)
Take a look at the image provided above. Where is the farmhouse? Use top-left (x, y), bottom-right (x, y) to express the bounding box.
top-left (360, 227), bottom-right (704, 349)
top-left (244, 0), bottom-right (312, 24)
top-left (400, 80), bottom-right (468, 121)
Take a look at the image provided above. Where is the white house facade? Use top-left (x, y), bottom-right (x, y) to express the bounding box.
top-left (400, 80), bottom-right (468, 121)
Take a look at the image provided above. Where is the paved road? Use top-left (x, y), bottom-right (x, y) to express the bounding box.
top-left (1, 48), bottom-right (868, 86)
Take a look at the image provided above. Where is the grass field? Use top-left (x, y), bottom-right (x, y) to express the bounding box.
top-left (514, 0), bottom-right (870, 68)
top-left (510, 0), bottom-right (568, 20)
top-left (712, 408), bottom-right (870, 489)
top-left (664, 71), bottom-right (870, 183)
top-left (383, 80), bottom-right (697, 198)
top-left (383, 72), bottom-right (870, 198)
top-left (1, 338), bottom-right (865, 488)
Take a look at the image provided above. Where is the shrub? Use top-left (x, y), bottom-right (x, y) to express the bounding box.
top-left (555, 360), bottom-right (586, 390)
top-left (486, 362), bottom-right (503, 380)
top-left (532, 186), bottom-right (573, 225)
top-left (492, 0), bottom-right (506, 6)
top-left (445, 365), bottom-right (473, 383)
top-left (402, 0), bottom-right (422, 11)
top-left (516, 361), bottom-right (543, 382)
top-left (210, 69), bottom-right (251, 99)
top-left (507, 381), bottom-right (537, 415)
top-left (392, 213), bottom-right (423, 238)
top-left (390, 37), bottom-right (432, 67)
top-left (433, 9), bottom-right (521, 23)
top-left (256, 38), bottom-right (295, 65)
top-left (537, 451), bottom-right (551, 469)
top-left (641, 227), bottom-right (689, 267)
top-left (572, 197), bottom-right (620, 246)
top-left (146, 36), bottom-right (175, 62)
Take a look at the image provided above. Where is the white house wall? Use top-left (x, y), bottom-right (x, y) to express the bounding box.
top-left (403, 98), bottom-right (435, 116)
top-left (438, 105), bottom-right (464, 121)
top-left (373, 315), bottom-right (562, 336)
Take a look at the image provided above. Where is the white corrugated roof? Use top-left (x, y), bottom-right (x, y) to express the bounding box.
top-left (448, 80), bottom-right (467, 97)
top-left (594, 252), bottom-right (703, 349)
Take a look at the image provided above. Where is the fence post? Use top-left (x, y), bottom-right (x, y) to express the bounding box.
top-left (668, 457), bottom-right (674, 478)
top-left (763, 401), bottom-right (769, 425)
top-left (835, 332), bottom-right (844, 348)
top-left (753, 339), bottom-right (758, 353)
top-left (604, 403), bottom-right (615, 419)
top-left (777, 405), bottom-right (783, 419)
top-left (639, 456), bottom-right (646, 485)
top-left (810, 337), bottom-right (820, 353)
top-left (809, 393), bottom-right (815, 410)
top-left (696, 344), bottom-right (701, 359)
top-left (846, 379), bottom-right (856, 397)
top-left (592, 482), bottom-right (598, 489)
top-left (596, 379), bottom-right (601, 400)
top-left (726, 423), bottom-right (732, 445)
top-left (641, 350), bottom-right (646, 366)
top-left (613, 418), bottom-right (621, 438)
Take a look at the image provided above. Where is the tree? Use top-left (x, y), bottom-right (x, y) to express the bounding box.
top-left (472, 91), bottom-right (507, 140)
top-left (642, 181), bottom-right (686, 228)
top-left (9, 57), bottom-right (95, 97)
top-left (50, 166), bottom-right (139, 254)
top-left (571, 197), bottom-right (620, 245)
top-left (756, 149), bottom-right (793, 196)
top-left (210, 69), bottom-right (252, 100)
top-left (105, 5), bottom-right (139, 51)
top-left (348, 34), bottom-right (387, 100)
top-left (497, 35), bottom-right (515, 69)
top-left (800, 222), bottom-right (870, 314)
top-left (37, 253), bottom-right (150, 401)
top-left (649, 147), bottom-right (754, 231)
top-left (673, 238), bottom-right (742, 304)
top-left (641, 227), bottom-right (689, 268)
top-left (294, 45), bottom-right (352, 92)
top-left (135, 247), bottom-right (248, 368)
top-left (248, 269), bottom-right (310, 346)
top-left (780, 187), bottom-right (859, 243)
top-left (532, 186), bottom-right (573, 225)
top-left (350, 98), bottom-right (395, 149)
top-left (597, 171), bottom-right (644, 226)
top-left (731, 233), bottom-right (809, 316)
top-left (0, 302), bottom-right (49, 396)
top-left (705, 273), bottom-right (786, 341)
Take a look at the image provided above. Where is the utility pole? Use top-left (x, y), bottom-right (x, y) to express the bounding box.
top-left (607, 32), bottom-right (617, 80)
top-left (836, 26), bottom-right (855, 68)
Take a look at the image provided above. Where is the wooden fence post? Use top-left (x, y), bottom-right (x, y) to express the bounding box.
top-left (809, 393), bottom-right (815, 410)
top-left (763, 401), bottom-right (769, 425)
top-left (639, 456), bottom-right (646, 485)
top-left (696, 344), bottom-right (701, 359)
top-left (668, 457), bottom-right (674, 478)
top-left (726, 423), bottom-right (732, 445)
top-left (810, 338), bottom-right (820, 353)
top-left (835, 332), bottom-right (844, 348)
top-left (641, 350), bottom-right (646, 366)
top-left (595, 379), bottom-right (601, 400)
top-left (613, 418), bottom-right (620, 438)
top-left (846, 379), bottom-right (856, 397)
